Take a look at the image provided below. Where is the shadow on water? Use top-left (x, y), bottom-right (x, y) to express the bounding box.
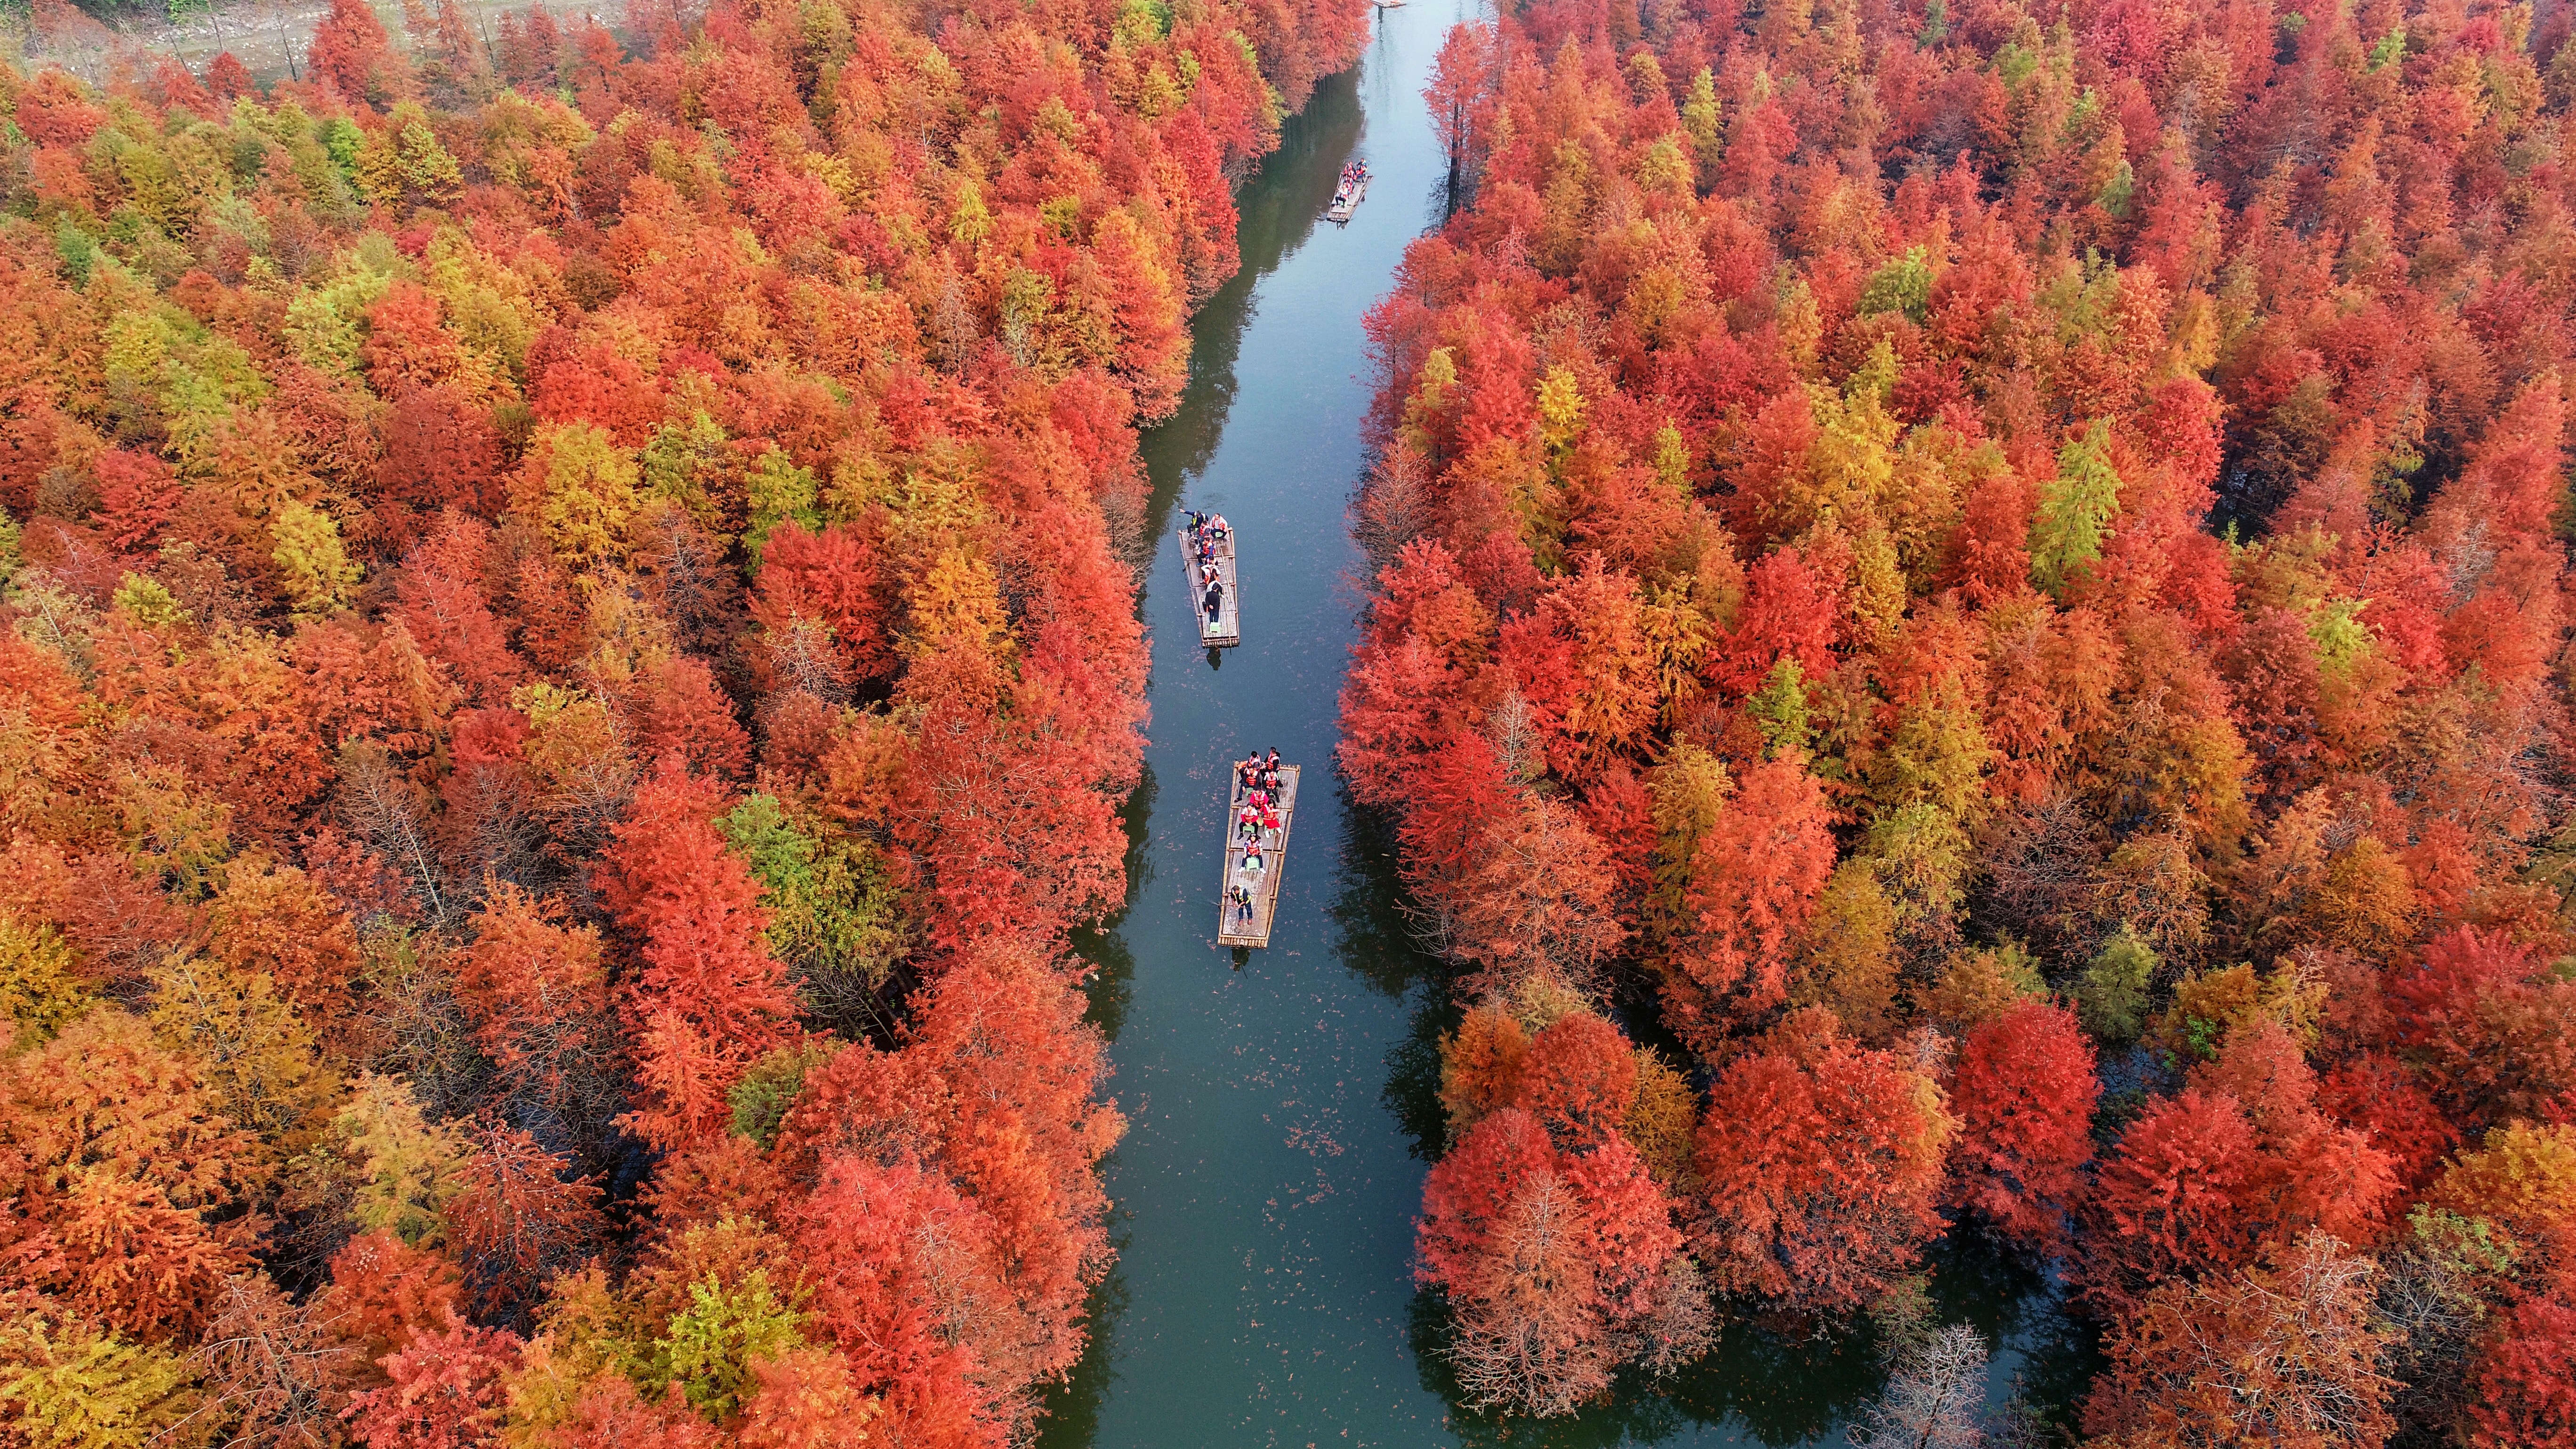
top-left (1070, 761), bottom-right (1156, 1044)
top-left (1927, 1235), bottom-right (2105, 1428)
top-left (1326, 783), bottom-right (1444, 1001)
top-left (1135, 64), bottom-right (1365, 544)
top-left (1033, 1252), bottom-right (1133, 1446)
top-left (1403, 1290), bottom-right (1885, 1449)
top-left (1331, 791), bottom-right (1459, 1165)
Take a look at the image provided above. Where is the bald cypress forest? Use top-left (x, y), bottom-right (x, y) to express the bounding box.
top-left (4, 0), bottom-right (2576, 1443)
top-left (1344, 0), bottom-right (2576, 1442)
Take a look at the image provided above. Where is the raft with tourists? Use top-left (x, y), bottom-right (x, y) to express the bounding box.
top-left (1327, 160), bottom-right (1368, 223)
top-left (1181, 510), bottom-right (1240, 647)
top-left (1216, 754), bottom-right (1298, 948)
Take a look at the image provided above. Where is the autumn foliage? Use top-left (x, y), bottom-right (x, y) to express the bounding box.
top-left (1691, 1009), bottom-right (1952, 1312)
top-left (1359, 0), bottom-right (2576, 1429)
top-left (1418, 997), bottom-right (1708, 1414)
top-left (0, 0), bottom-right (1365, 1435)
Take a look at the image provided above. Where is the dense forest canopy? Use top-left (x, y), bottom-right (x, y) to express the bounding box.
top-left (8, 0), bottom-right (2576, 1435)
top-left (0, 0), bottom-right (1365, 1439)
top-left (1347, 0), bottom-right (2576, 1440)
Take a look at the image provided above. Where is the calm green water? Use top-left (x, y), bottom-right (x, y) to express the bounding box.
top-left (1042, 9), bottom-right (2093, 1443)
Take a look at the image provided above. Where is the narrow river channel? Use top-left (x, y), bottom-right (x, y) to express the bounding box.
top-left (1042, 8), bottom-right (2096, 1443)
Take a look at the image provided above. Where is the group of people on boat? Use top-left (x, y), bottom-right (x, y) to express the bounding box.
top-left (1226, 749), bottom-right (1286, 930)
top-left (1331, 160), bottom-right (1368, 212)
top-left (1184, 509), bottom-right (1232, 628)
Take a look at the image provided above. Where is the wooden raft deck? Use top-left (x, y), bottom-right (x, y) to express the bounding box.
top-left (1215, 764), bottom-right (1300, 948)
top-left (1327, 176), bottom-right (1368, 224)
top-left (1181, 526), bottom-right (1241, 646)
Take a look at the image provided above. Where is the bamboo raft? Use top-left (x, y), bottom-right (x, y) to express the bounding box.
top-left (1181, 524), bottom-right (1240, 647)
top-left (1327, 175), bottom-right (1368, 224)
top-left (1215, 764), bottom-right (1300, 948)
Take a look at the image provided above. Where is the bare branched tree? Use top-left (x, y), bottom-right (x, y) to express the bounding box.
top-left (764, 617), bottom-right (856, 705)
top-left (1446, 1173), bottom-right (1615, 1417)
top-left (1848, 1323), bottom-right (1992, 1449)
top-left (1352, 441), bottom-right (1432, 573)
top-left (1487, 687), bottom-right (1542, 787)
top-left (174, 1275), bottom-right (357, 1449)
top-left (1449, 793), bottom-right (1623, 1002)
top-left (2374, 1231), bottom-right (2492, 1446)
top-left (1629, 1256), bottom-right (1716, 1377)
top-left (2094, 1232), bottom-right (2396, 1448)
top-left (337, 740), bottom-right (450, 926)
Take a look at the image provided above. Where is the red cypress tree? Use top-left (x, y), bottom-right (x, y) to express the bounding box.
top-left (1447, 795), bottom-right (1626, 999)
top-left (2189, 1022), bottom-right (2397, 1250)
top-left (380, 387), bottom-right (504, 526)
top-left (1949, 998), bottom-right (2099, 1252)
top-left (345, 1311), bottom-right (520, 1449)
top-left (94, 448), bottom-right (184, 551)
top-left (1660, 756), bottom-right (1837, 1054)
top-left (455, 882), bottom-right (609, 1085)
top-left (1705, 547), bottom-right (1843, 698)
top-left (1339, 632), bottom-right (1478, 812)
top-left (1693, 1010), bottom-right (1952, 1312)
top-left (1419, 1107), bottom-right (1559, 1292)
top-left (624, 654), bottom-right (750, 781)
top-left (594, 757), bottom-right (798, 1152)
top-left (2466, 1291), bottom-right (2576, 1449)
top-left (205, 51), bottom-right (252, 101)
top-left (444, 1121), bottom-right (603, 1316)
top-left (2080, 1024), bottom-right (2404, 1323)
top-left (754, 522), bottom-right (892, 683)
top-left (1419, 1107), bottom-right (1686, 1415)
top-left (396, 513), bottom-right (525, 708)
top-left (323, 1232), bottom-right (464, 1360)
top-left (2084, 1232), bottom-right (2397, 1448)
top-left (2389, 928), bottom-right (2576, 1133)
top-left (1515, 1010), bottom-right (1637, 1152)
top-left (790, 1155), bottom-right (1002, 1447)
top-left (309, 0), bottom-right (409, 106)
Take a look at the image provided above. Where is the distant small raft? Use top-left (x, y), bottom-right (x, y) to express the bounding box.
top-left (1327, 175), bottom-right (1367, 223)
top-left (1216, 765), bottom-right (1300, 948)
top-left (1183, 526), bottom-right (1240, 646)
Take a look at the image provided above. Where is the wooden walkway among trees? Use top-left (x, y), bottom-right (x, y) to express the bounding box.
top-left (1215, 765), bottom-right (1298, 947)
